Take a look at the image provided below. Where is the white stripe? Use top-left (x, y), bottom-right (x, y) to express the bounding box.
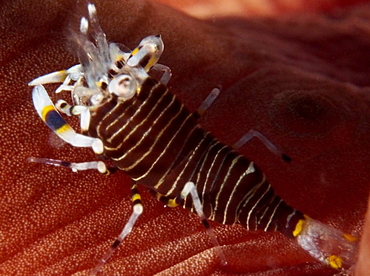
top-left (96, 98), bottom-right (132, 141)
top-left (133, 114), bottom-right (194, 182)
top-left (106, 93), bottom-right (176, 153)
top-left (211, 155), bottom-right (241, 224)
top-left (106, 83), bottom-right (164, 142)
top-left (258, 194), bottom-right (277, 224)
top-left (264, 199), bottom-right (282, 231)
top-left (235, 174), bottom-right (265, 222)
top-left (207, 149), bottom-right (233, 221)
top-left (285, 210), bottom-right (296, 228)
top-left (118, 102), bottom-right (183, 168)
top-left (197, 140), bottom-right (219, 209)
top-left (246, 184), bottom-right (271, 231)
top-left (165, 133), bottom-right (209, 197)
top-left (201, 144), bottom-right (228, 207)
top-left (153, 125), bottom-right (198, 186)
top-left (222, 161), bottom-right (255, 224)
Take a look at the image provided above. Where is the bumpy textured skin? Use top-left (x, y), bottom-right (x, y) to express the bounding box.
top-left (1, 0), bottom-right (370, 275)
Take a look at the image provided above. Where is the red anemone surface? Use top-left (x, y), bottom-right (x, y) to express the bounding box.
top-left (1, 0), bottom-right (370, 275)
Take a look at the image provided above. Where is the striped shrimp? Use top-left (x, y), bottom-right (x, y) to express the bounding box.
top-left (28, 3), bottom-right (358, 275)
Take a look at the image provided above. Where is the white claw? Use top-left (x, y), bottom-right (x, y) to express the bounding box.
top-left (28, 70), bottom-right (68, 86)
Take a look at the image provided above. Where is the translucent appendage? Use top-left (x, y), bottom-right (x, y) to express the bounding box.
top-left (297, 217), bottom-right (358, 270)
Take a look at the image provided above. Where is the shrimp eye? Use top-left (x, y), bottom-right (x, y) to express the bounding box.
top-left (108, 74), bottom-right (137, 99)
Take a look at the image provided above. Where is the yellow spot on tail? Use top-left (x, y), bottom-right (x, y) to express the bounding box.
top-left (41, 105), bottom-right (56, 121)
top-left (293, 219), bottom-right (306, 237)
top-left (132, 193), bottom-right (141, 202)
top-left (327, 255), bottom-right (343, 269)
top-left (343, 233), bottom-right (358, 242)
top-left (167, 199), bottom-right (178, 207)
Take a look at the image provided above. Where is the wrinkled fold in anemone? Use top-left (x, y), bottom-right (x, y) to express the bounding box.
top-left (1, 0), bottom-right (370, 275)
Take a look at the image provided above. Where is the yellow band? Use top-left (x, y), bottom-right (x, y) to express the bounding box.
top-left (144, 56), bottom-right (158, 71)
top-left (132, 193), bottom-right (141, 202)
top-left (131, 47), bottom-right (139, 56)
top-left (55, 123), bottom-right (71, 134)
top-left (41, 105), bottom-right (55, 122)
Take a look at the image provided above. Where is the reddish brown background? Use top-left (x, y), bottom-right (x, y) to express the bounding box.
top-left (1, 0), bottom-right (370, 275)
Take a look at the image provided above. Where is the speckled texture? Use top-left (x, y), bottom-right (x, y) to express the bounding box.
top-left (1, 0), bottom-right (369, 275)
